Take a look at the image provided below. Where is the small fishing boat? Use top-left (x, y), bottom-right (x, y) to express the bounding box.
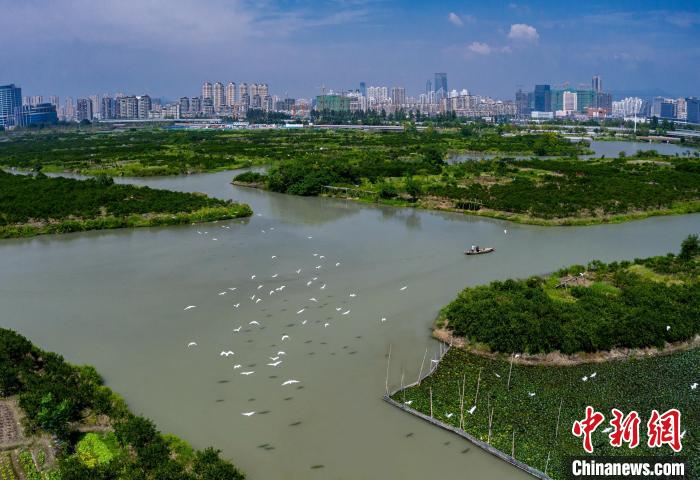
top-left (464, 246), bottom-right (495, 255)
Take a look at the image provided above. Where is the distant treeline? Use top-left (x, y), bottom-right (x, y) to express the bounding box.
top-left (0, 128), bottom-right (586, 177)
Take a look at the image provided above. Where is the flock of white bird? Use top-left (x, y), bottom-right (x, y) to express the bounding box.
top-left (183, 224), bottom-right (410, 418)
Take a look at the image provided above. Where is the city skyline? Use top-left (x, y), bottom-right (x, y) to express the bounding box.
top-left (1, 0), bottom-right (699, 100)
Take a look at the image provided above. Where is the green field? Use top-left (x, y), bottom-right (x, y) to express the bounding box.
top-left (394, 347), bottom-right (699, 480)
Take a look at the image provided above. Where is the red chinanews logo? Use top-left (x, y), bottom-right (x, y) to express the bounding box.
top-left (572, 407), bottom-right (683, 454)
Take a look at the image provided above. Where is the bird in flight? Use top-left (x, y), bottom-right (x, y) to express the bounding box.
top-left (282, 379), bottom-right (300, 386)
top-left (241, 411), bottom-right (256, 416)
top-left (184, 305), bottom-right (197, 311)
top-left (187, 342), bottom-right (197, 348)
top-left (220, 351), bottom-right (234, 357)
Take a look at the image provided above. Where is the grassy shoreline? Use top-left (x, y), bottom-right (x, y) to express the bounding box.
top-left (234, 180), bottom-right (700, 226)
top-left (0, 204), bottom-right (252, 239)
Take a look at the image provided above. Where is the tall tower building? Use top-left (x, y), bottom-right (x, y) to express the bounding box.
top-left (534, 84), bottom-right (551, 112)
top-left (359, 82), bottom-right (366, 97)
top-left (434, 73), bottom-right (448, 101)
top-left (0, 84), bottom-right (23, 128)
top-left (226, 82), bottom-right (237, 107)
top-left (202, 82), bottom-right (213, 100)
top-left (592, 75), bottom-right (602, 93)
top-left (64, 97), bottom-right (75, 121)
top-left (213, 82), bottom-right (224, 113)
top-left (76, 98), bottom-right (93, 122)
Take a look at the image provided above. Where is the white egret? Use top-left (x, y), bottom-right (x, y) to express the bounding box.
top-left (228, 287), bottom-right (237, 291)
top-left (691, 383), bottom-right (698, 390)
top-left (220, 351), bottom-right (234, 357)
top-left (342, 310), bottom-right (350, 315)
top-left (251, 275), bottom-right (256, 279)
top-left (296, 269), bottom-right (302, 274)
top-left (241, 412), bottom-right (256, 416)
top-left (257, 285), bottom-right (264, 290)
top-left (381, 317), bottom-right (387, 323)
top-left (233, 364), bottom-right (241, 369)
top-left (324, 323), bottom-right (329, 327)
top-left (320, 284), bottom-right (326, 290)
top-left (349, 293), bottom-right (357, 297)
top-left (269, 290), bottom-right (275, 296)
top-left (445, 413), bottom-right (454, 419)
top-left (281, 335), bottom-right (290, 341)
top-left (233, 303), bottom-right (240, 308)
top-left (319, 255), bottom-right (325, 259)
top-left (309, 297), bottom-right (318, 302)
top-left (249, 320), bottom-right (260, 325)
top-left (282, 380), bottom-right (299, 386)
top-left (272, 274), bottom-right (278, 278)
top-left (666, 325), bottom-right (671, 331)
top-left (306, 281), bottom-right (313, 286)
top-left (277, 351), bottom-right (286, 356)
top-left (582, 376), bottom-right (588, 382)
top-left (313, 253), bottom-right (318, 257)
top-left (602, 427), bottom-right (613, 433)
top-left (315, 265), bottom-right (322, 270)
top-left (267, 361), bottom-right (282, 367)
top-left (233, 326), bottom-right (242, 332)
top-left (240, 371), bottom-right (255, 375)
top-left (335, 308), bottom-right (342, 311)
top-left (271, 255), bottom-right (277, 259)
top-left (308, 236), bottom-right (313, 239)
top-left (218, 292), bottom-right (227, 296)
top-left (404, 400), bottom-right (413, 406)
top-left (400, 286), bottom-right (408, 291)
top-left (212, 238), bottom-right (218, 241)
top-left (187, 342), bottom-right (197, 348)
top-left (184, 305), bottom-right (197, 311)
top-left (270, 356), bottom-right (279, 361)
top-left (528, 392), bottom-right (535, 397)
top-left (255, 298), bottom-right (262, 304)
top-left (494, 373), bottom-right (501, 378)
top-left (335, 262), bottom-right (340, 267)
top-left (297, 308), bottom-right (305, 314)
top-left (302, 320), bottom-right (308, 325)
top-left (590, 372), bottom-right (597, 378)
top-left (467, 405), bottom-right (476, 414)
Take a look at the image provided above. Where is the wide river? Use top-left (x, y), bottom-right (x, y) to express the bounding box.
top-left (1, 171), bottom-right (698, 479)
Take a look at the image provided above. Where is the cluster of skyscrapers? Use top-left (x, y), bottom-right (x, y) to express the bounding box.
top-left (2, 74), bottom-right (699, 129)
top-left (316, 72), bottom-right (517, 118)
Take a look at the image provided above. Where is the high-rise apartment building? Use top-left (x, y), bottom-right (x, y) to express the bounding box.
top-left (563, 91), bottom-right (577, 113)
top-left (202, 82), bottom-right (213, 100)
top-left (137, 95), bottom-right (151, 119)
top-left (179, 97), bottom-right (190, 113)
top-left (0, 84), bottom-right (22, 128)
top-left (76, 98), bottom-right (93, 122)
top-left (391, 86), bottom-right (406, 106)
top-left (226, 82), bottom-right (236, 107)
top-left (359, 82), bottom-right (366, 97)
top-left (213, 82), bottom-right (224, 112)
top-left (592, 75), bottom-right (602, 93)
top-left (190, 97), bottom-right (201, 114)
top-left (89, 94), bottom-right (101, 119)
top-left (101, 97), bottom-right (116, 119)
top-left (64, 97), bottom-right (75, 121)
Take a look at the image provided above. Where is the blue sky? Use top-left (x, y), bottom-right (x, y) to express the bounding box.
top-left (1, 0), bottom-right (699, 100)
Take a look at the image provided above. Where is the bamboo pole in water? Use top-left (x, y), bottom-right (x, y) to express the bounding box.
top-left (385, 344), bottom-right (392, 396)
top-left (512, 430), bottom-right (516, 458)
top-left (417, 347), bottom-right (427, 385)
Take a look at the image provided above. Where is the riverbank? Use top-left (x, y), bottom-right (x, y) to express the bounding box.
top-left (390, 347), bottom-right (698, 480)
top-left (0, 204), bottom-right (252, 239)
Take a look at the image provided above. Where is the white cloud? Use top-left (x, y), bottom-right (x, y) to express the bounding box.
top-left (447, 12), bottom-right (463, 27)
top-left (507, 23), bottom-right (539, 42)
top-left (468, 42), bottom-right (492, 55)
